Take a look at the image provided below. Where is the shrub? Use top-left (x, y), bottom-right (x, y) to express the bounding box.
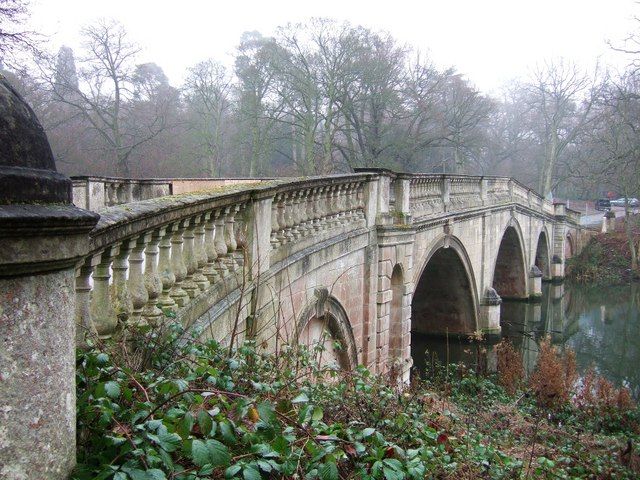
top-left (528, 337), bottom-right (577, 409)
top-left (495, 338), bottom-right (524, 395)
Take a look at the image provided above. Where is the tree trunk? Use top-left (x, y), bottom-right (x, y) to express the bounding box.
top-left (624, 201), bottom-right (638, 271)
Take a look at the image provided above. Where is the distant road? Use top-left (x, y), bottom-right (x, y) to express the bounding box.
top-left (575, 205), bottom-right (633, 227)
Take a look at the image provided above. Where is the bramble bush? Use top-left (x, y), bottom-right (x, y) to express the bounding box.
top-left (73, 322), bottom-right (640, 479)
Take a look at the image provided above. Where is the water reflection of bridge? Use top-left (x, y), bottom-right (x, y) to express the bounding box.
top-left (501, 283), bottom-right (578, 374)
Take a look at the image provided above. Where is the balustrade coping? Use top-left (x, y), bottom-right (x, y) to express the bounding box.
top-left (71, 175), bottom-right (274, 183)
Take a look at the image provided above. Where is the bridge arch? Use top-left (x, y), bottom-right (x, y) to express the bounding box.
top-left (492, 219), bottom-right (528, 299)
top-left (565, 233), bottom-right (575, 259)
top-left (295, 291), bottom-right (358, 370)
top-left (534, 227), bottom-right (551, 280)
top-left (411, 235), bottom-right (479, 337)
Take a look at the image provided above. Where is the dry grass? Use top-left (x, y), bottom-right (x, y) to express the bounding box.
top-left (528, 337), bottom-right (578, 409)
top-left (496, 338), bottom-right (524, 395)
top-left (575, 367), bottom-right (635, 414)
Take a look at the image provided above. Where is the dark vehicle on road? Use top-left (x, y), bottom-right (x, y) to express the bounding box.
top-left (595, 199), bottom-right (611, 211)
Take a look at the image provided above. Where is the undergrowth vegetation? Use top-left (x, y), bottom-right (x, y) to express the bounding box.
top-left (567, 230), bottom-right (640, 284)
top-left (74, 324), bottom-right (640, 479)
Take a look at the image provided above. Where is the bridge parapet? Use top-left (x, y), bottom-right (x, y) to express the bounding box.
top-left (71, 170), bottom-right (578, 345)
top-left (406, 174), bottom-right (554, 220)
top-left (269, 175), bottom-right (372, 264)
top-left (71, 175), bottom-right (266, 211)
top-left (75, 174), bottom-right (379, 341)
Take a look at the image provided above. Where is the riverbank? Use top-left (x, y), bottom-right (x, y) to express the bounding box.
top-left (566, 228), bottom-right (640, 284)
top-left (73, 325), bottom-right (640, 479)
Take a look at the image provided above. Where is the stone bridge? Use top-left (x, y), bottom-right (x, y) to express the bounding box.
top-left (0, 78), bottom-right (588, 478)
top-left (2, 169), bottom-right (588, 478)
top-left (69, 170), bottom-right (584, 383)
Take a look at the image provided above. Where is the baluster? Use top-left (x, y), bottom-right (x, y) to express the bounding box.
top-left (342, 183), bottom-right (352, 220)
top-left (143, 229), bottom-right (164, 323)
top-left (338, 184), bottom-right (348, 224)
top-left (91, 247), bottom-right (118, 338)
top-left (297, 189), bottom-right (310, 236)
top-left (214, 207), bottom-right (230, 277)
top-left (312, 187), bottom-right (324, 231)
top-left (169, 222), bottom-right (189, 307)
top-left (283, 193), bottom-right (295, 242)
top-left (301, 189), bottom-right (313, 235)
top-left (344, 183), bottom-right (354, 221)
top-left (105, 183), bottom-right (114, 206)
top-left (356, 183), bottom-right (365, 220)
top-left (316, 186), bottom-right (328, 231)
top-left (203, 211), bottom-right (222, 283)
top-left (276, 195), bottom-right (287, 244)
top-left (328, 185), bottom-right (338, 227)
top-left (193, 214), bottom-right (211, 292)
top-left (112, 240), bottom-right (134, 323)
top-left (333, 185), bottom-right (343, 226)
top-left (157, 227), bottom-right (177, 313)
top-left (290, 192), bottom-right (302, 240)
top-left (181, 218), bottom-right (199, 298)
top-left (270, 197), bottom-right (281, 249)
top-left (75, 257), bottom-right (97, 344)
top-left (306, 187), bottom-right (317, 232)
top-left (224, 204), bottom-right (240, 271)
top-left (304, 188), bottom-right (315, 234)
top-left (234, 204), bottom-right (247, 269)
top-left (128, 234), bottom-right (149, 326)
top-left (116, 184), bottom-right (125, 204)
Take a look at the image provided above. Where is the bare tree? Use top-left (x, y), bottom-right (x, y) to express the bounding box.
top-left (235, 31), bottom-right (283, 176)
top-left (183, 59), bottom-right (233, 176)
top-left (521, 59), bottom-right (600, 196)
top-left (0, 0), bottom-right (40, 64)
top-left (583, 72), bottom-right (640, 270)
top-left (39, 20), bottom-right (171, 176)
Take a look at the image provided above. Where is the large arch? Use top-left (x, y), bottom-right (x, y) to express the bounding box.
top-left (295, 290), bottom-right (358, 370)
top-left (411, 236), bottom-right (479, 337)
top-left (492, 222), bottom-right (528, 299)
top-left (534, 228), bottom-right (551, 280)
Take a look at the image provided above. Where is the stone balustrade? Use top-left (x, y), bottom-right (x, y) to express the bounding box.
top-left (72, 176), bottom-right (267, 211)
top-left (74, 175), bottom-right (372, 340)
top-left (269, 176), bottom-right (369, 261)
top-left (408, 174), bottom-right (554, 219)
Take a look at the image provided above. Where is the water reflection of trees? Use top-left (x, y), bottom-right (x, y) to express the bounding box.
top-left (503, 283), bottom-right (640, 398)
top-left (563, 283), bottom-right (640, 398)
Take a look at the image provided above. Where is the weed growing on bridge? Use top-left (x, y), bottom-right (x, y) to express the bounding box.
top-left (74, 323), bottom-right (640, 480)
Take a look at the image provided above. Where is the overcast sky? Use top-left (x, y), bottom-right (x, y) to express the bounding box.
top-left (27, 0), bottom-right (639, 94)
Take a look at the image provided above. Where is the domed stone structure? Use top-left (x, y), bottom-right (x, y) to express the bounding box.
top-left (0, 74), bottom-right (98, 479)
top-left (0, 76), bottom-right (73, 203)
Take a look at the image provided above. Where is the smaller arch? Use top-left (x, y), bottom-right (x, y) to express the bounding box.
top-left (295, 288), bottom-right (358, 370)
top-left (534, 228), bottom-right (551, 280)
top-left (565, 233), bottom-right (575, 259)
top-left (389, 264), bottom-right (405, 366)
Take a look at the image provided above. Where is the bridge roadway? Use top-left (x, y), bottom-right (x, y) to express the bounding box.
top-left (70, 170), bottom-right (585, 382)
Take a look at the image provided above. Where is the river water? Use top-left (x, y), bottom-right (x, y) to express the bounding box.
top-left (412, 283), bottom-right (640, 397)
